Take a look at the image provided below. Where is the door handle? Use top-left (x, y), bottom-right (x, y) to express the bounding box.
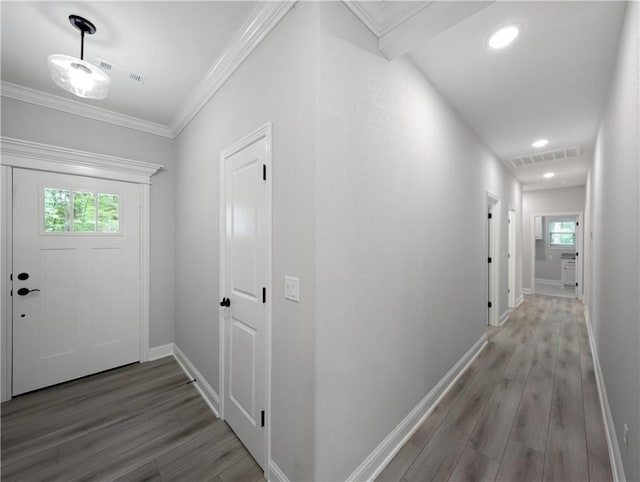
top-left (219, 297), bottom-right (230, 307)
top-left (17, 288), bottom-right (40, 296)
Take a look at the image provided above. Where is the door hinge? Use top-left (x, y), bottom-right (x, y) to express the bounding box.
top-left (576, 221), bottom-right (579, 226)
top-left (262, 164), bottom-right (267, 181)
top-left (576, 282), bottom-right (579, 287)
top-left (488, 213), bottom-right (492, 219)
top-left (10, 273), bottom-right (12, 281)
top-left (261, 410), bottom-right (265, 427)
top-left (488, 257), bottom-right (492, 263)
top-left (576, 252), bottom-right (579, 257)
top-left (262, 287), bottom-right (266, 304)
top-left (488, 301), bottom-right (492, 308)
top-left (507, 288), bottom-right (511, 294)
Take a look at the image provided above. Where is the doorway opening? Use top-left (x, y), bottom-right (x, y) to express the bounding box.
top-left (531, 212), bottom-right (583, 299)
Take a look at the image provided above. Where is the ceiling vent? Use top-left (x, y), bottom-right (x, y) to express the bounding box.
top-left (95, 57), bottom-right (146, 84)
top-left (508, 145), bottom-right (581, 168)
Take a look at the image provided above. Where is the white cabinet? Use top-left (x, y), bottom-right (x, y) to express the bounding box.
top-left (561, 259), bottom-right (576, 286)
top-left (535, 216), bottom-right (543, 239)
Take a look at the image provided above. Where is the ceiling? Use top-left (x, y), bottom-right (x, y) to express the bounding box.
top-left (1, 1), bottom-right (259, 126)
top-left (408, 1), bottom-right (627, 190)
top-left (1, 1), bottom-right (629, 190)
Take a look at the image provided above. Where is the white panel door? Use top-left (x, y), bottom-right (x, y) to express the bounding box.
top-left (12, 168), bottom-right (140, 395)
top-left (222, 135), bottom-right (268, 469)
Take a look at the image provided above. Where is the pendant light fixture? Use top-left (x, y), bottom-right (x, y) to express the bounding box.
top-left (47, 15), bottom-right (111, 100)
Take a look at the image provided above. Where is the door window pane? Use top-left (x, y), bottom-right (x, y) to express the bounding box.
top-left (98, 194), bottom-right (120, 233)
top-left (73, 192), bottom-right (96, 232)
top-left (44, 188), bottom-right (71, 232)
top-left (44, 188), bottom-right (120, 234)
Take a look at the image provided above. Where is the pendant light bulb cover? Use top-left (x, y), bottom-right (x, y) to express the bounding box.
top-left (48, 54), bottom-right (111, 100)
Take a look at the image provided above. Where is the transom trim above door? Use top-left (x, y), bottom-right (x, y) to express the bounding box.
top-left (0, 137), bottom-right (162, 184)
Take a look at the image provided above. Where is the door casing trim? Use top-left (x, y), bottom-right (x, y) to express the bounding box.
top-left (0, 138), bottom-right (161, 401)
top-left (218, 121), bottom-right (272, 472)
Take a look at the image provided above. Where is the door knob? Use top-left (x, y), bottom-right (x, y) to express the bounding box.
top-left (17, 288), bottom-right (40, 296)
top-left (17, 272), bottom-right (29, 281)
top-left (219, 297), bottom-right (230, 307)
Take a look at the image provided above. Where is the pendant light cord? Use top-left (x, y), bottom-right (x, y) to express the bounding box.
top-left (80, 30), bottom-right (85, 60)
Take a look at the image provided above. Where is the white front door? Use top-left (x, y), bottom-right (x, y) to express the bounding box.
top-left (12, 168), bottom-right (141, 395)
top-left (221, 130), bottom-right (270, 469)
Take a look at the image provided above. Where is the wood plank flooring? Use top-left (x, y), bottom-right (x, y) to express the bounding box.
top-left (1, 356), bottom-right (264, 482)
top-left (376, 295), bottom-right (613, 482)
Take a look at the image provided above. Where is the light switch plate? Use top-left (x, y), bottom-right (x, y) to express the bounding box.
top-left (284, 276), bottom-right (300, 302)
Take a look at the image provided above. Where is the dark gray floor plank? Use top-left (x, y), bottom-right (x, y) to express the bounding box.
top-left (376, 441), bottom-right (421, 482)
top-left (114, 461), bottom-right (162, 482)
top-left (448, 444), bottom-right (499, 482)
top-left (0, 446), bottom-right (59, 482)
top-left (582, 373), bottom-right (613, 482)
top-left (1, 356), bottom-right (262, 482)
top-left (543, 406), bottom-right (589, 482)
top-left (529, 342), bottom-right (558, 379)
top-left (409, 349), bottom-right (491, 449)
top-left (470, 376), bottom-right (526, 462)
top-left (502, 343), bottom-right (535, 381)
top-left (214, 455), bottom-right (265, 482)
top-left (404, 343), bottom-right (513, 481)
top-left (510, 374), bottom-right (553, 453)
top-left (496, 441), bottom-right (544, 482)
top-left (552, 347), bottom-right (584, 417)
top-left (1, 404), bottom-right (128, 464)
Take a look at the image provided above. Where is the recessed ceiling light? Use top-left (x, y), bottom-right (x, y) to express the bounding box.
top-left (532, 139), bottom-right (549, 148)
top-left (543, 172), bottom-right (555, 178)
top-left (488, 25), bottom-right (520, 49)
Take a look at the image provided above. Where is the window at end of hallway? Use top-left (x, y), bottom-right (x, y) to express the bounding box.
top-left (548, 218), bottom-right (576, 248)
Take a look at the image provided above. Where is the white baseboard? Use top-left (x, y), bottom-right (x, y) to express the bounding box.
top-left (148, 343), bottom-right (174, 361)
top-left (268, 460), bottom-right (290, 482)
top-left (535, 278), bottom-right (564, 287)
top-left (584, 306), bottom-right (625, 482)
top-left (515, 294), bottom-right (524, 307)
top-left (499, 309), bottom-right (511, 326)
top-left (173, 344), bottom-right (220, 418)
top-left (346, 333), bottom-right (488, 482)
top-left (522, 288), bottom-right (533, 295)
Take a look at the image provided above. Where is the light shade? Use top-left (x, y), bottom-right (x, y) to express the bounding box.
top-left (488, 25), bottom-right (520, 49)
top-left (543, 172), bottom-right (555, 178)
top-left (47, 54), bottom-right (111, 100)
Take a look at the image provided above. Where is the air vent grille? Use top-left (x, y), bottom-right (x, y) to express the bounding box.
top-left (508, 145), bottom-right (581, 168)
top-left (95, 57), bottom-right (146, 85)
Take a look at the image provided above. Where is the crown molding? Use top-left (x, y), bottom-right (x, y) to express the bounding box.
top-left (343, 1), bottom-right (432, 38)
top-left (168, 1), bottom-right (296, 137)
top-left (1, 82), bottom-right (173, 139)
top-left (0, 136), bottom-right (162, 184)
top-left (2, 2), bottom-right (295, 139)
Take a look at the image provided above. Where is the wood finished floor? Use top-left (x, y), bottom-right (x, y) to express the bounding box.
top-left (1, 356), bottom-right (264, 482)
top-left (376, 295), bottom-right (613, 482)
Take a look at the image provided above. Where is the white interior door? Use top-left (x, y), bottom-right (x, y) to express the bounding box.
top-left (221, 133), bottom-right (269, 469)
top-left (12, 168), bottom-right (141, 395)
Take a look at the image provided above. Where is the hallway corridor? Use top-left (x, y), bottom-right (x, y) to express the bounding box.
top-left (377, 295), bottom-right (613, 482)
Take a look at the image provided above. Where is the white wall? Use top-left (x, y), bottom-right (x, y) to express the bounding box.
top-left (314, 3), bottom-right (521, 479)
top-left (522, 186), bottom-right (585, 291)
top-left (173, 5), bottom-right (318, 480)
top-left (0, 97), bottom-right (176, 349)
top-left (584, 2), bottom-right (639, 480)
